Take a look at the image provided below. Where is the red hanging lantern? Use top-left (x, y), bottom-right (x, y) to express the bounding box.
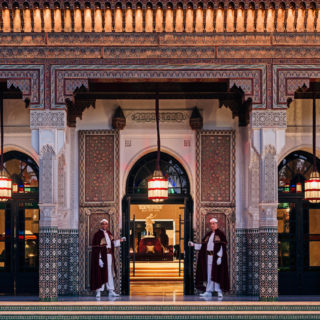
top-left (147, 92), bottom-right (168, 203)
top-left (0, 173), bottom-right (11, 201)
top-left (148, 170), bottom-right (168, 202)
top-left (305, 171), bottom-right (320, 203)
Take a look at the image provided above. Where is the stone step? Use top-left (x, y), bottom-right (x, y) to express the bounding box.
top-left (0, 301), bottom-right (320, 319)
top-left (131, 276), bottom-right (183, 281)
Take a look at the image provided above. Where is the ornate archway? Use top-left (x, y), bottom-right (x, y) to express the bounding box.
top-left (122, 151), bottom-right (193, 295)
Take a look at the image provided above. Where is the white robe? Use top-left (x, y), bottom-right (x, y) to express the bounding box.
top-left (194, 232), bottom-right (223, 293)
top-left (97, 230), bottom-right (120, 292)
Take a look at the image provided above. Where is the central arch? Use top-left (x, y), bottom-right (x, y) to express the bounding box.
top-left (121, 151), bottom-right (193, 296)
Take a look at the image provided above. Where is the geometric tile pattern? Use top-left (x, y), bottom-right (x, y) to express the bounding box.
top-left (57, 229), bottom-right (79, 296)
top-left (235, 229), bottom-right (260, 297)
top-left (79, 131), bottom-right (117, 207)
top-left (39, 227), bottom-right (58, 301)
top-left (200, 134), bottom-right (231, 203)
top-left (247, 229), bottom-right (260, 296)
top-left (235, 229), bottom-right (247, 295)
top-left (84, 135), bottom-right (114, 203)
top-left (259, 227), bottom-right (278, 300)
top-left (64, 79), bottom-right (89, 96)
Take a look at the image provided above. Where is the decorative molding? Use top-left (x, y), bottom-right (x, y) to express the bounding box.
top-left (5, 32), bottom-right (320, 48)
top-left (30, 110), bottom-right (66, 129)
top-left (273, 65), bottom-right (320, 108)
top-left (51, 65), bottom-right (266, 109)
top-left (0, 64), bottom-right (44, 108)
top-left (251, 110), bottom-right (287, 129)
top-left (217, 46), bottom-right (320, 59)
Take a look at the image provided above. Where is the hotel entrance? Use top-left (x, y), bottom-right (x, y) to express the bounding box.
top-left (0, 151), bottom-right (39, 295)
top-left (130, 204), bottom-right (184, 296)
top-left (278, 151), bottom-right (320, 295)
top-left (122, 152), bottom-right (193, 296)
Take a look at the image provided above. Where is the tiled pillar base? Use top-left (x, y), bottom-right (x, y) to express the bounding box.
top-left (259, 227), bottom-right (278, 301)
top-left (247, 229), bottom-right (259, 296)
top-left (39, 227), bottom-right (58, 301)
top-left (58, 229), bottom-right (79, 295)
top-left (235, 229), bottom-right (247, 295)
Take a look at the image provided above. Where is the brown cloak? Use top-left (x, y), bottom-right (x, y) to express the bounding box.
top-left (90, 229), bottom-right (117, 291)
top-left (195, 228), bottom-right (230, 292)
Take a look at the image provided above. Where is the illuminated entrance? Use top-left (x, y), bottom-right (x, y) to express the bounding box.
top-left (278, 151), bottom-right (320, 295)
top-left (0, 151), bottom-right (39, 295)
top-left (122, 152), bottom-right (193, 296)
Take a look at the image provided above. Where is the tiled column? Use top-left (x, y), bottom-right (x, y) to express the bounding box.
top-left (250, 110), bottom-right (287, 301)
top-left (30, 110), bottom-right (66, 301)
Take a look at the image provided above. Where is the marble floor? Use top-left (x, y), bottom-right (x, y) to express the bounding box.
top-left (0, 295), bottom-right (320, 302)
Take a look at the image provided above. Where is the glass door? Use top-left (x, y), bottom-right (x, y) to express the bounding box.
top-left (0, 199), bottom-right (39, 295)
top-left (278, 199), bottom-right (320, 294)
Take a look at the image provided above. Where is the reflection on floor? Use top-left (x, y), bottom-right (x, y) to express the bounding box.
top-left (130, 281), bottom-right (183, 296)
top-left (130, 261), bottom-right (183, 296)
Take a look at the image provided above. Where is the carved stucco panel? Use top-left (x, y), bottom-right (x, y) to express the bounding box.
top-left (248, 148), bottom-right (260, 228)
top-left (39, 144), bottom-right (55, 205)
top-left (261, 145), bottom-right (277, 204)
top-left (30, 110), bottom-right (66, 129)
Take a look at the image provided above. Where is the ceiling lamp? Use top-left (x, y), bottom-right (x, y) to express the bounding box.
top-left (305, 95), bottom-right (320, 203)
top-left (148, 93), bottom-right (168, 203)
top-left (0, 95), bottom-right (11, 201)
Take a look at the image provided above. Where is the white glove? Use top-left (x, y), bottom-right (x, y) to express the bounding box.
top-left (99, 258), bottom-right (104, 268)
top-left (121, 237), bottom-right (126, 242)
top-left (188, 241), bottom-right (194, 247)
top-left (217, 257), bottom-right (222, 265)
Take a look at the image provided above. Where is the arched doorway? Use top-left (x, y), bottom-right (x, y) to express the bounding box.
top-left (278, 151), bottom-right (320, 295)
top-left (0, 151), bottom-right (39, 295)
top-left (122, 152), bottom-right (193, 296)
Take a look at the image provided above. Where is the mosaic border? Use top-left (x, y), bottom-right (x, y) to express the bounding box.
top-left (1, 305), bottom-right (320, 312)
top-left (0, 313), bottom-right (319, 320)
